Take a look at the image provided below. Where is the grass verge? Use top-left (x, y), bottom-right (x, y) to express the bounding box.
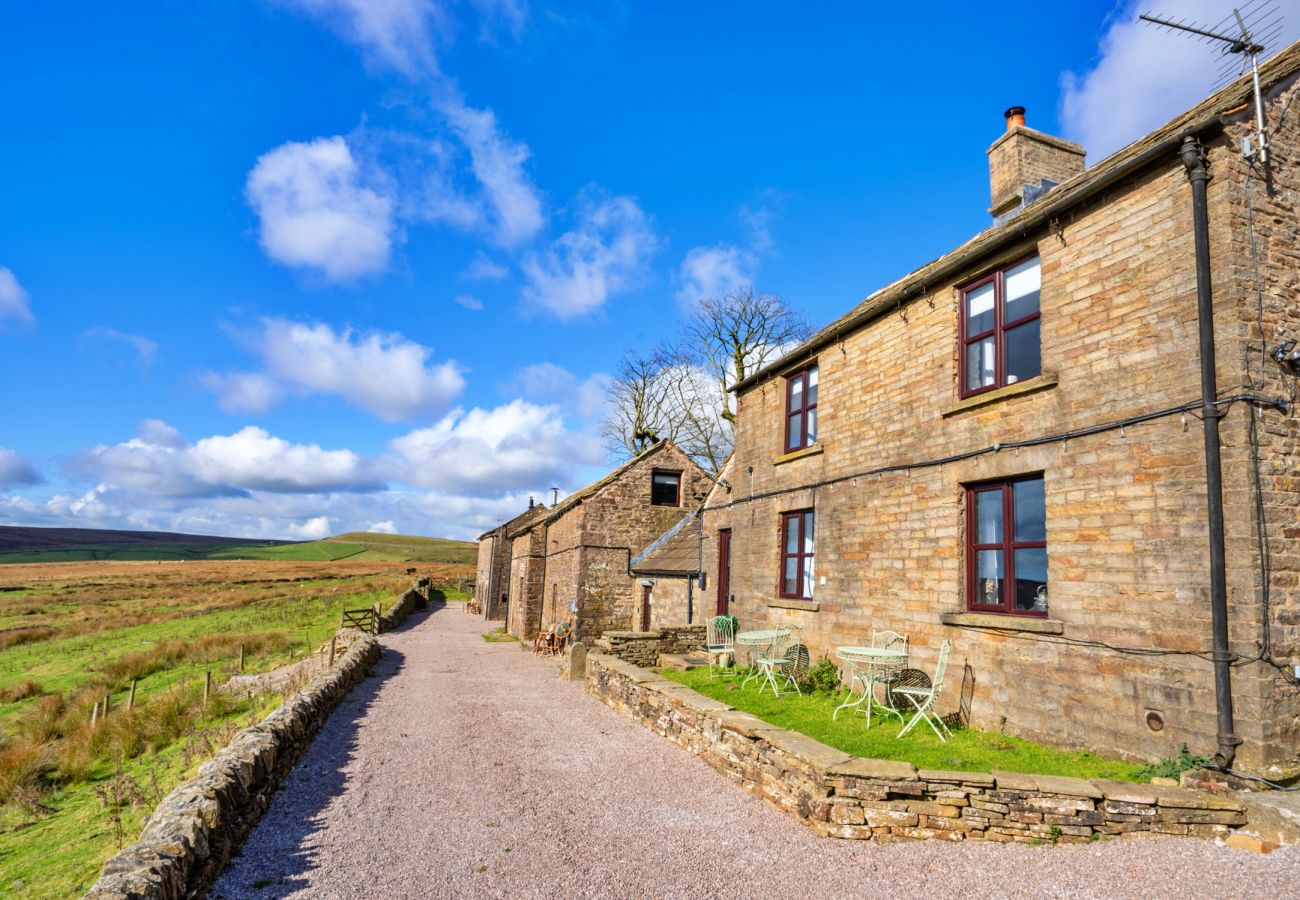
top-left (661, 667), bottom-right (1144, 781)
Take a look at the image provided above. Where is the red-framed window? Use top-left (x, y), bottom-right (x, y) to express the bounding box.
top-left (959, 255), bottom-right (1041, 398)
top-left (966, 475), bottom-right (1047, 616)
top-left (784, 366), bottom-right (819, 452)
top-left (779, 509), bottom-right (815, 599)
top-left (651, 470), bottom-right (681, 506)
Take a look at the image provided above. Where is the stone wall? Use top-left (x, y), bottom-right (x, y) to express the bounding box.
top-left (506, 528), bottom-right (546, 640)
top-left (594, 626), bottom-right (707, 668)
top-left (700, 67), bottom-right (1300, 769)
top-left (587, 653), bottom-right (1249, 844)
top-left (83, 582), bottom-right (425, 899)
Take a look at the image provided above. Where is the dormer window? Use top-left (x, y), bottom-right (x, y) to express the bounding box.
top-left (784, 366), bottom-right (818, 452)
top-left (959, 256), bottom-right (1041, 398)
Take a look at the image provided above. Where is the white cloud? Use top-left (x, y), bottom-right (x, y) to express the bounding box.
top-left (368, 519), bottom-right (398, 534)
top-left (205, 318), bottom-right (464, 421)
top-left (453, 294), bottom-right (484, 310)
top-left (522, 190), bottom-right (658, 319)
top-left (462, 252), bottom-right (509, 281)
top-left (440, 101), bottom-right (545, 246)
top-left (278, 0), bottom-right (444, 77)
top-left (468, 0), bottom-right (528, 41)
top-left (71, 422), bottom-right (384, 498)
top-left (674, 244), bottom-right (755, 310)
top-left (201, 371), bottom-right (284, 415)
top-left (503, 362), bottom-right (610, 420)
top-left (1061, 1), bottom-right (1300, 163)
top-left (0, 448), bottom-right (41, 487)
top-left (0, 267), bottom-right (34, 327)
top-left (391, 399), bottom-right (602, 493)
top-left (81, 327), bottom-right (158, 368)
top-left (286, 515), bottom-right (333, 539)
top-left (246, 136), bottom-right (395, 282)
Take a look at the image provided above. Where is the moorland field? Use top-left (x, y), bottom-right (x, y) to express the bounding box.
top-left (0, 553), bottom-right (472, 897)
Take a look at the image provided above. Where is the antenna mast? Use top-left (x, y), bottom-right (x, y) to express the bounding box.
top-left (1140, 2), bottom-right (1282, 164)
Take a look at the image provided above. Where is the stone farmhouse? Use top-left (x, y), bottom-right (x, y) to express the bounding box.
top-left (694, 44), bottom-right (1300, 770)
top-left (473, 500), bottom-right (547, 619)
top-left (498, 441), bottom-right (713, 643)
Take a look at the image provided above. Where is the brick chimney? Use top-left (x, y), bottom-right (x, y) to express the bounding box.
top-left (987, 106), bottom-right (1086, 219)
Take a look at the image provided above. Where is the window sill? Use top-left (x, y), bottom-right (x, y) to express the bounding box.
top-left (940, 611), bottom-right (1063, 634)
top-left (772, 445), bottom-right (824, 466)
top-left (942, 373), bottom-right (1059, 418)
top-left (768, 598), bottom-right (820, 612)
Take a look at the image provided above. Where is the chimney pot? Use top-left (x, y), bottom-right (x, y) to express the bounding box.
top-left (1004, 106), bottom-right (1026, 131)
top-left (528, 496), bottom-right (534, 509)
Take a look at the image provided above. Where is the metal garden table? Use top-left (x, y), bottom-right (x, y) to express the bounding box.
top-left (734, 628), bottom-right (791, 688)
top-left (832, 645), bottom-right (908, 727)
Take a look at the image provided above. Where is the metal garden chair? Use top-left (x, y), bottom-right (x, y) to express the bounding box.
top-left (705, 616), bottom-right (736, 678)
top-left (758, 625), bottom-right (807, 697)
top-left (894, 639), bottom-right (953, 742)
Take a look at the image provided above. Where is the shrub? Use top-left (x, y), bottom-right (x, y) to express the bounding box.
top-left (0, 680), bottom-right (44, 704)
top-left (799, 658), bottom-right (843, 694)
top-left (0, 739), bottom-right (54, 805)
top-left (1137, 743), bottom-right (1212, 782)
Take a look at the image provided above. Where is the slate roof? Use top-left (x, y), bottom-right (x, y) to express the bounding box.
top-left (631, 509), bottom-right (703, 576)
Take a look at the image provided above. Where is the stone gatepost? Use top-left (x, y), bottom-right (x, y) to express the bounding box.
top-left (565, 641), bottom-right (587, 681)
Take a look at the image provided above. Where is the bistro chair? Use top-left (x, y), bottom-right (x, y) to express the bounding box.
top-left (758, 626), bottom-right (807, 697)
top-left (895, 640), bottom-right (953, 742)
top-left (705, 616), bottom-right (736, 678)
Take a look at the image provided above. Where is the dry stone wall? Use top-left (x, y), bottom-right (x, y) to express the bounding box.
top-left (83, 581), bottom-right (428, 900)
top-left (594, 626), bottom-right (707, 668)
top-left (586, 653), bottom-right (1249, 844)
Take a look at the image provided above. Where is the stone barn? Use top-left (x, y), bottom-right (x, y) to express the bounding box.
top-left (474, 500), bottom-right (547, 621)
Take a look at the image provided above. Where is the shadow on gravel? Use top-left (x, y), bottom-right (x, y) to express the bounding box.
top-left (383, 599), bottom-right (448, 635)
top-left (211, 638), bottom-right (413, 898)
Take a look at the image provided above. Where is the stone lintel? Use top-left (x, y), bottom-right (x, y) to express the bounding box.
top-left (939, 611), bottom-right (1064, 635)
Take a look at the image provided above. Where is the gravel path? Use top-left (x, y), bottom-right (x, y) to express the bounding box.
top-left (213, 606), bottom-right (1299, 899)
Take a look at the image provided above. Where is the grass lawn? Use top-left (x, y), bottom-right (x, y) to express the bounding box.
top-left (661, 668), bottom-right (1145, 782)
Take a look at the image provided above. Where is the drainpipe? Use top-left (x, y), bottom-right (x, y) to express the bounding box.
top-left (1180, 136), bottom-right (1240, 767)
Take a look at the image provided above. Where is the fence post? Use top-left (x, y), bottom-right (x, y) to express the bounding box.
top-left (104, 691), bottom-right (110, 718)
top-left (128, 679), bottom-right (137, 710)
top-left (328, 636), bottom-right (336, 667)
top-left (203, 670), bottom-right (211, 707)
top-left (239, 644), bottom-right (245, 673)
top-left (91, 700), bottom-right (100, 728)
top-left (373, 603), bottom-right (381, 634)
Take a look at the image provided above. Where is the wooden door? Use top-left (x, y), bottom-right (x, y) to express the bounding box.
top-left (640, 585), bottom-right (652, 631)
top-left (717, 529), bottom-right (732, 615)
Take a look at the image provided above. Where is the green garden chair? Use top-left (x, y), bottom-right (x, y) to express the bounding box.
top-left (895, 640), bottom-right (953, 742)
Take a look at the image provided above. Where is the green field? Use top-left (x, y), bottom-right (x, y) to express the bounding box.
top-left (0, 559), bottom-right (470, 897)
top-left (0, 528), bottom-right (476, 565)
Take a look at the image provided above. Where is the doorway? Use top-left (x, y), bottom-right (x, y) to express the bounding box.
top-left (640, 584), bottom-right (652, 631)
top-left (717, 529), bottom-right (732, 615)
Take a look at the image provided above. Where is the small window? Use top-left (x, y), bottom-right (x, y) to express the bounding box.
top-left (651, 470), bottom-right (681, 506)
top-left (779, 510), bottom-right (815, 599)
top-left (784, 366), bottom-right (819, 452)
top-left (959, 255), bottom-right (1041, 397)
top-left (966, 475), bottom-right (1047, 616)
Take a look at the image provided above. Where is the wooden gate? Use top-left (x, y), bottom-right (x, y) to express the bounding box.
top-left (341, 606), bottom-right (378, 634)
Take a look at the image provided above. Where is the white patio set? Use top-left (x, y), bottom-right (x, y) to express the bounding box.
top-left (704, 617), bottom-right (954, 742)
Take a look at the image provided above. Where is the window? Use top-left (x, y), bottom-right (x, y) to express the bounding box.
top-left (784, 366), bottom-right (819, 452)
top-left (959, 255), bottom-right (1041, 397)
top-left (966, 476), bottom-right (1047, 616)
top-left (779, 510), bottom-right (815, 599)
top-left (651, 470), bottom-right (681, 506)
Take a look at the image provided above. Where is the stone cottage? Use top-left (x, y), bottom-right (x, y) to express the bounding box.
top-left (695, 44), bottom-right (1300, 771)
top-left (503, 441), bottom-right (713, 643)
top-left (474, 500), bottom-right (547, 620)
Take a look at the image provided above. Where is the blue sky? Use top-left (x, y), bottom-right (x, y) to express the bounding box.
top-left (2, 0), bottom-right (1292, 540)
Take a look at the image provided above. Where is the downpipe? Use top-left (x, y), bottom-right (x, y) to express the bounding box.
top-left (1180, 136), bottom-right (1241, 767)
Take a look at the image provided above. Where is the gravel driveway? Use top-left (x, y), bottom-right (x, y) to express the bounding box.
top-left (213, 605), bottom-right (1299, 899)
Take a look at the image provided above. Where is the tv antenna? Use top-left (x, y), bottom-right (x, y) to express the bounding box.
top-left (1140, 1), bottom-right (1284, 164)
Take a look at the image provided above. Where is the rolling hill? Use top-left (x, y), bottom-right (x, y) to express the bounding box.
top-left (0, 526), bottom-right (476, 565)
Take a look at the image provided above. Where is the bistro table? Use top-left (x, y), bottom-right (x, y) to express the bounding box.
top-left (734, 628), bottom-right (791, 688)
top-left (832, 645), bottom-right (908, 727)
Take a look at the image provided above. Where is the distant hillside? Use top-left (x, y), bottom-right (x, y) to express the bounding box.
top-left (0, 526), bottom-right (476, 565)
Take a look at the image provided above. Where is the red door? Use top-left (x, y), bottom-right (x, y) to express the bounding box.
top-left (717, 529), bottom-right (732, 615)
top-left (640, 585), bottom-right (652, 630)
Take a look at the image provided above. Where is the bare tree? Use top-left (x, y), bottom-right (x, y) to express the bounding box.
top-left (602, 287), bottom-right (812, 474)
top-left (682, 287), bottom-right (812, 428)
top-left (601, 352), bottom-right (679, 459)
